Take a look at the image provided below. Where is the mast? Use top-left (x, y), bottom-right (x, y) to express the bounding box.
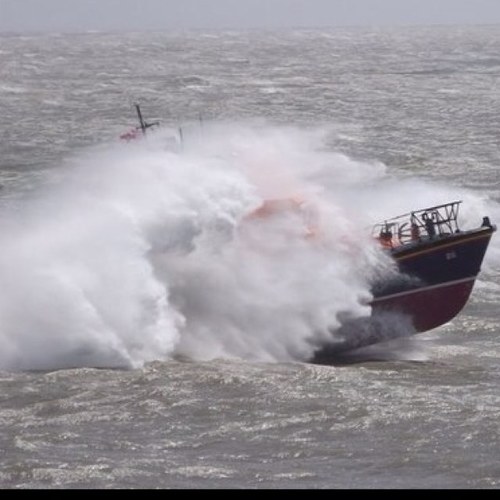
top-left (134, 103), bottom-right (160, 135)
top-left (135, 103), bottom-right (147, 135)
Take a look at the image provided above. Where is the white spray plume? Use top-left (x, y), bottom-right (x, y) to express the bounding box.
top-left (0, 121), bottom-right (497, 370)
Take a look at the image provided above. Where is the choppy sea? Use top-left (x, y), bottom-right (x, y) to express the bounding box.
top-left (1, 24), bottom-right (500, 488)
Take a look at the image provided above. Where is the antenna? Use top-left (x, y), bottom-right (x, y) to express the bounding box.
top-left (178, 126), bottom-right (184, 147)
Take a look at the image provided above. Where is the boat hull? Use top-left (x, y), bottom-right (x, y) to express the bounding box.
top-left (311, 225), bottom-right (495, 361)
top-left (371, 276), bottom-right (475, 333)
top-left (393, 227), bottom-right (494, 287)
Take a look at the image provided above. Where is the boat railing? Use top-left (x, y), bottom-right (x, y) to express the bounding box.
top-left (373, 200), bottom-right (462, 249)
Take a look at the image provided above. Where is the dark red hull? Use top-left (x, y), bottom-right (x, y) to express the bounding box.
top-left (371, 226), bottom-right (495, 332)
top-left (312, 224), bottom-right (495, 362)
top-left (371, 276), bottom-right (475, 333)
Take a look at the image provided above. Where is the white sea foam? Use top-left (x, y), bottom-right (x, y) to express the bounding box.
top-left (0, 121), bottom-right (497, 370)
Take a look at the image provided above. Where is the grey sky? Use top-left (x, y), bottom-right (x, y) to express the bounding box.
top-left (1, 0), bottom-right (500, 32)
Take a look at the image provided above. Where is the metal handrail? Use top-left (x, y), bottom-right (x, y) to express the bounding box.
top-left (373, 201), bottom-right (462, 248)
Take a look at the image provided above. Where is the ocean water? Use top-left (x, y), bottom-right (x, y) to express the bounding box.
top-left (1, 25), bottom-right (500, 488)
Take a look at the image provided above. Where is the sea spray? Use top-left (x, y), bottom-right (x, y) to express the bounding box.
top-left (0, 121), bottom-right (497, 370)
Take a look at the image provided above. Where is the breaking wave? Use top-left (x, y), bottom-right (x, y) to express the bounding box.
top-left (0, 121), bottom-right (497, 370)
